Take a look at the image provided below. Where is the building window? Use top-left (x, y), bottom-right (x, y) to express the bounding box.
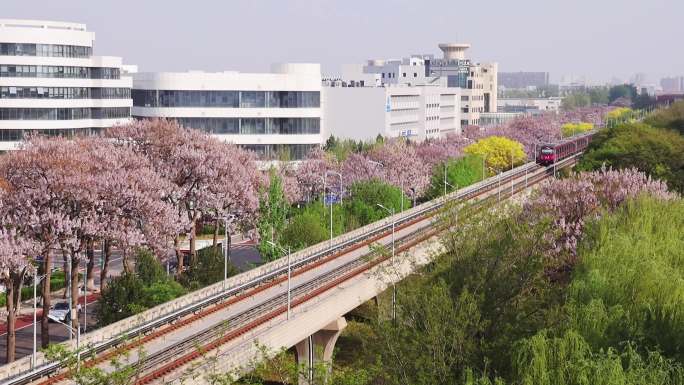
top-left (413, 73), bottom-right (417, 77)
top-left (0, 43), bottom-right (91, 58)
top-left (0, 107), bottom-right (130, 120)
top-left (170, 117), bottom-right (321, 135)
top-left (0, 87), bottom-right (131, 99)
top-left (132, 90), bottom-right (320, 108)
top-left (0, 65), bottom-right (120, 79)
top-left (402, 73), bottom-right (406, 77)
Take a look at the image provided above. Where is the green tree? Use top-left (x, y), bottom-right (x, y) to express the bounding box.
top-left (512, 330), bottom-right (684, 385)
top-left (577, 122), bottom-right (684, 193)
top-left (135, 248), bottom-right (166, 286)
top-left (633, 92), bottom-right (656, 110)
top-left (589, 87), bottom-right (610, 105)
top-left (346, 179), bottom-right (407, 225)
top-left (96, 273), bottom-right (146, 325)
top-left (183, 246), bottom-right (239, 288)
top-left (609, 84), bottom-right (637, 103)
top-left (425, 155), bottom-right (485, 199)
top-left (561, 92), bottom-right (591, 110)
top-left (568, 196), bottom-right (684, 361)
top-left (646, 100), bottom-right (684, 135)
top-left (97, 252), bottom-right (187, 326)
top-left (257, 169), bottom-right (290, 261)
top-left (281, 210), bottom-right (329, 250)
top-left (368, 205), bottom-right (564, 383)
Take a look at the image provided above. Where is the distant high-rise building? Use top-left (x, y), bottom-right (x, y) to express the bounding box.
top-left (631, 73), bottom-right (648, 88)
top-left (498, 72), bottom-right (549, 89)
top-left (660, 76), bottom-right (684, 94)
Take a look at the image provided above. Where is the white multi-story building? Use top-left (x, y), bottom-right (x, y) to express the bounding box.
top-left (362, 43), bottom-right (498, 127)
top-left (0, 19), bottom-right (132, 151)
top-left (322, 84), bottom-right (460, 142)
top-left (132, 63), bottom-right (322, 160)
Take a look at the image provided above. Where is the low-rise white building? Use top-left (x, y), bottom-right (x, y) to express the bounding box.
top-left (361, 43), bottom-right (498, 127)
top-left (0, 19), bottom-right (132, 151)
top-left (322, 84), bottom-right (460, 142)
top-left (132, 63), bottom-right (323, 160)
top-left (498, 97), bottom-right (562, 114)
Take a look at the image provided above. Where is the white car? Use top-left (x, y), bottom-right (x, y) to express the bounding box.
top-left (47, 302), bottom-right (81, 323)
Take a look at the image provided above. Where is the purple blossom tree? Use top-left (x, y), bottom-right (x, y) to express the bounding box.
top-left (524, 167), bottom-right (675, 259)
top-left (0, 228), bottom-right (38, 363)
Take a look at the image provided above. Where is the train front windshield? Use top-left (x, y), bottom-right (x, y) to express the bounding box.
top-left (541, 148), bottom-right (554, 154)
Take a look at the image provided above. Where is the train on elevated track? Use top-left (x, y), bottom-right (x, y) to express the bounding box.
top-left (536, 131), bottom-right (595, 166)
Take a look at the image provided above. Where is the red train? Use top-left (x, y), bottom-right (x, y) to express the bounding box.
top-left (536, 131), bottom-right (595, 166)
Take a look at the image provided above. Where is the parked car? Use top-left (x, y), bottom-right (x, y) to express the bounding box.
top-left (47, 301), bottom-right (81, 323)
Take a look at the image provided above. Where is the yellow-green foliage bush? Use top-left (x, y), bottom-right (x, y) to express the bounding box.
top-left (464, 136), bottom-right (526, 172)
top-left (606, 107), bottom-right (633, 120)
top-left (562, 122), bottom-right (594, 137)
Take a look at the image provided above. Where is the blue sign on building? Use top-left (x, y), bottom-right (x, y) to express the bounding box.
top-left (385, 96), bottom-right (391, 112)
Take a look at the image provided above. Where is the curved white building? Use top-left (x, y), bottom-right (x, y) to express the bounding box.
top-left (132, 63), bottom-right (322, 160)
top-left (0, 19), bottom-right (132, 150)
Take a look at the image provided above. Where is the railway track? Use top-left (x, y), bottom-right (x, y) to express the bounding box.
top-left (11, 154), bottom-right (579, 385)
top-left (131, 159), bottom-right (570, 385)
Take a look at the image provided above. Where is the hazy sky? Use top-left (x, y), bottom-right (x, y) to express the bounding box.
top-left (3, 0), bottom-right (682, 84)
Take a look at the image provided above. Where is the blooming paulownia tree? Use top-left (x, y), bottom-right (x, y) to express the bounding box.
top-left (108, 119), bottom-right (262, 272)
top-left (524, 167), bottom-right (675, 259)
top-left (0, 228), bottom-right (38, 363)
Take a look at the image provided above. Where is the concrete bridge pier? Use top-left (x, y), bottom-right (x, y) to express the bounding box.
top-left (295, 317), bottom-right (347, 385)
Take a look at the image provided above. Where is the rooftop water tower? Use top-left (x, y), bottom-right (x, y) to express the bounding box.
top-left (438, 43), bottom-right (471, 60)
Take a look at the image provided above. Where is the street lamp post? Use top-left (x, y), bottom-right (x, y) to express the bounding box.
top-left (223, 217), bottom-right (229, 289)
top-left (82, 257), bottom-right (89, 333)
top-left (324, 171), bottom-right (342, 250)
top-left (444, 162), bottom-right (447, 196)
top-left (376, 204), bottom-right (396, 321)
top-left (53, 318), bottom-right (80, 371)
top-left (510, 150), bottom-right (514, 197)
top-left (32, 273), bottom-right (47, 369)
top-left (481, 154), bottom-right (489, 182)
top-left (498, 169), bottom-right (502, 202)
top-left (66, 255), bottom-right (72, 342)
top-left (267, 241), bottom-right (292, 320)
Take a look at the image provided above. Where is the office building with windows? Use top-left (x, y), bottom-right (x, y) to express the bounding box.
top-left (322, 77), bottom-right (460, 142)
top-left (132, 63), bottom-right (322, 160)
top-left (0, 19), bottom-right (132, 150)
top-left (362, 43), bottom-right (498, 127)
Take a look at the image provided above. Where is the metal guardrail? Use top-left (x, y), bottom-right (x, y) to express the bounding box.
top-left (1, 155), bottom-right (575, 385)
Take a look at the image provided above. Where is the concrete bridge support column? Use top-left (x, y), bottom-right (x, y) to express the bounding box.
top-left (295, 317), bottom-right (347, 385)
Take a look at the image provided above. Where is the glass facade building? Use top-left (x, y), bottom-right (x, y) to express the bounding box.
top-left (131, 65), bottom-right (323, 160)
top-left (0, 19), bottom-right (132, 148)
top-left (1, 87), bottom-right (130, 99)
top-left (170, 117), bottom-right (320, 135)
top-left (132, 90), bottom-right (320, 108)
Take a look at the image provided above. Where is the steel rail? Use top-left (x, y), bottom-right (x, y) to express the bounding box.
top-left (6, 152), bottom-right (580, 385)
top-left (136, 158), bottom-right (573, 385)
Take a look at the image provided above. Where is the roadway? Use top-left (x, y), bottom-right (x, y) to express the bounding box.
top-left (0, 239), bottom-right (259, 364)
